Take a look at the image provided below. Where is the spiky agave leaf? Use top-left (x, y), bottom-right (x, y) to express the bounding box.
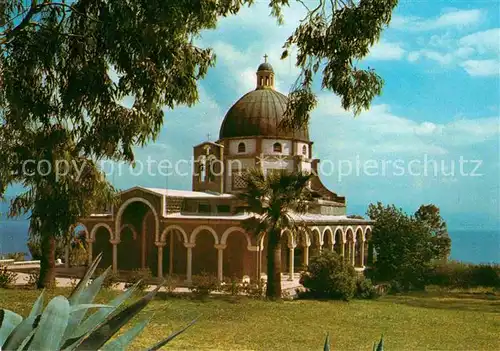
top-left (2, 291), bottom-right (44, 350)
top-left (145, 318), bottom-right (198, 351)
top-left (323, 332), bottom-right (331, 351)
top-left (99, 318), bottom-right (151, 351)
top-left (375, 335), bottom-right (384, 351)
top-left (28, 296), bottom-right (70, 351)
top-left (67, 253), bottom-right (103, 305)
top-left (63, 266), bottom-right (111, 341)
top-left (0, 309), bottom-right (23, 347)
top-left (73, 283), bottom-right (164, 350)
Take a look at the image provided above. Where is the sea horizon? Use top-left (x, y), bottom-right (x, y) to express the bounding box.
top-left (1, 219), bottom-right (498, 264)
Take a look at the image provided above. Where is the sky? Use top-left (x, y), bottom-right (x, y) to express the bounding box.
top-left (4, 1), bottom-right (500, 231)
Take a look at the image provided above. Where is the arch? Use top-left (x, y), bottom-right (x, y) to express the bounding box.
top-left (333, 226), bottom-right (345, 244)
top-left (190, 225), bottom-right (219, 245)
top-left (345, 226), bottom-right (355, 242)
top-left (322, 226), bottom-right (334, 245)
top-left (281, 229), bottom-right (296, 248)
top-left (120, 223), bottom-right (138, 240)
top-left (273, 142), bottom-right (282, 153)
top-left (161, 225), bottom-right (189, 244)
top-left (238, 142), bottom-right (246, 153)
top-left (310, 226), bottom-right (322, 245)
top-left (302, 145), bottom-right (307, 156)
top-left (354, 226), bottom-right (364, 242)
top-left (90, 223), bottom-right (113, 242)
top-left (221, 227), bottom-right (252, 248)
top-left (364, 226), bottom-right (373, 242)
top-left (115, 197), bottom-right (159, 243)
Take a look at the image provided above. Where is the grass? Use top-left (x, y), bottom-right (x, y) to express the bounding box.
top-left (1, 287), bottom-right (499, 350)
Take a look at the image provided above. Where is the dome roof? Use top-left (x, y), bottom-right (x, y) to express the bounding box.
top-left (257, 62), bottom-right (274, 71)
top-left (219, 89), bottom-right (310, 141)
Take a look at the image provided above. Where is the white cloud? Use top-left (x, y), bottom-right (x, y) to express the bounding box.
top-left (392, 9), bottom-right (483, 31)
top-left (460, 59), bottom-right (500, 76)
top-left (368, 41), bottom-right (406, 60)
top-left (459, 28), bottom-right (500, 54)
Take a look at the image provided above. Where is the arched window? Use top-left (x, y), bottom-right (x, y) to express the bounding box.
top-left (273, 142), bottom-right (282, 153)
top-left (302, 145), bottom-right (307, 156)
top-left (238, 142), bottom-right (246, 153)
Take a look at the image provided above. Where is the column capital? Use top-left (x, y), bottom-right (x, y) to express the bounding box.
top-left (247, 245), bottom-right (260, 252)
top-left (184, 243), bottom-right (195, 249)
top-left (155, 241), bottom-right (166, 247)
top-left (214, 244), bottom-right (227, 250)
top-left (288, 244), bottom-right (297, 250)
top-left (110, 240), bottom-right (120, 245)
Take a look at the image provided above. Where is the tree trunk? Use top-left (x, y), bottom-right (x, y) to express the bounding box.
top-left (265, 230), bottom-right (282, 299)
top-left (38, 233), bottom-right (56, 288)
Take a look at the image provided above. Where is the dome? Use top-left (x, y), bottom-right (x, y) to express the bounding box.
top-left (257, 62), bottom-right (274, 71)
top-left (219, 88), bottom-right (310, 141)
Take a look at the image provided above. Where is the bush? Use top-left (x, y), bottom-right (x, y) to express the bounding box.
top-left (163, 274), bottom-right (179, 294)
top-left (242, 279), bottom-right (266, 298)
top-left (221, 276), bottom-right (243, 296)
top-left (0, 265), bottom-right (17, 288)
top-left (95, 268), bottom-right (120, 289)
top-left (24, 270), bottom-right (40, 288)
top-left (2, 252), bottom-right (27, 261)
top-left (124, 268), bottom-right (152, 291)
top-left (189, 272), bottom-right (220, 298)
top-left (427, 261), bottom-right (500, 288)
top-left (355, 278), bottom-right (379, 299)
top-left (300, 251), bottom-right (356, 300)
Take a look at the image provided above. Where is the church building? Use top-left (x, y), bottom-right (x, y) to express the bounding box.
top-left (79, 58), bottom-right (373, 284)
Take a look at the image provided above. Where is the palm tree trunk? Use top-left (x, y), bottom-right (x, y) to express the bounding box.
top-left (265, 229), bottom-right (282, 298)
top-left (37, 232), bottom-right (56, 288)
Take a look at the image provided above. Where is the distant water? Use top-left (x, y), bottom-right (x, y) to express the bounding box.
top-left (0, 219), bottom-right (499, 263)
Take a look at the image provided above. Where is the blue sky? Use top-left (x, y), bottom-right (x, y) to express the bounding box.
top-left (4, 1), bottom-right (500, 230)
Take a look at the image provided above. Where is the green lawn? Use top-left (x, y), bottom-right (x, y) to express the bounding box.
top-left (1, 288), bottom-right (499, 350)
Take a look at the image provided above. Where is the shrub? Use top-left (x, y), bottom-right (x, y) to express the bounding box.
top-left (355, 278), bottom-right (379, 299)
top-left (242, 279), bottom-right (266, 298)
top-left (189, 272), bottom-right (220, 298)
top-left (300, 251), bottom-right (356, 300)
top-left (24, 270), bottom-right (40, 288)
top-left (124, 268), bottom-right (152, 291)
top-left (222, 276), bottom-right (243, 296)
top-left (427, 261), bottom-right (500, 288)
top-left (0, 265), bottom-right (17, 288)
top-left (4, 252), bottom-right (27, 261)
top-left (95, 268), bottom-right (119, 290)
top-left (163, 274), bottom-right (179, 294)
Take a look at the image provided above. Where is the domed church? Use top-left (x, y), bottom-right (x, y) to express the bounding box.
top-left (79, 58), bottom-right (373, 284)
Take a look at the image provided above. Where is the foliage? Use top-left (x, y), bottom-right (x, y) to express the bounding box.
top-left (0, 254), bottom-right (196, 350)
top-left (0, 265), bottom-right (16, 288)
top-left (323, 333), bottom-right (384, 351)
top-left (27, 235), bottom-right (65, 261)
top-left (355, 278), bottom-right (379, 299)
top-left (367, 202), bottom-right (441, 291)
top-left (163, 275), bottom-right (179, 295)
top-left (222, 276), bottom-right (244, 296)
top-left (124, 268), bottom-right (153, 292)
top-left (240, 168), bottom-right (312, 298)
top-left (414, 204), bottom-right (451, 260)
top-left (242, 279), bottom-right (266, 299)
top-left (189, 272), bottom-right (221, 299)
top-left (95, 268), bottom-right (119, 290)
top-left (426, 261), bottom-right (500, 288)
top-left (300, 250), bottom-right (356, 300)
top-left (23, 270), bottom-right (40, 289)
top-left (2, 252), bottom-right (26, 261)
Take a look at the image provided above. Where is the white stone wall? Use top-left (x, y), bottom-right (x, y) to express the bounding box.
top-left (261, 139), bottom-right (292, 155)
top-left (295, 142), bottom-right (309, 157)
top-left (228, 139), bottom-right (256, 155)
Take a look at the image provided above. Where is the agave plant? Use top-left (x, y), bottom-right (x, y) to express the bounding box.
top-left (0, 253), bottom-right (196, 350)
top-left (323, 333), bottom-right (384, 351)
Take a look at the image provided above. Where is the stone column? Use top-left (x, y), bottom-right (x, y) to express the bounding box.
top-left (111, 241), bottom-right (119, 273)
top-left (303, 245), bottom-right (309, 268)
top-left (184, 243), bottom-right (195, 284)
top-left (214, 244), bottom-right (226, 282)
top-left (360, 241), bottom-right (365, 268)
top-left (141, 230), bottom-right (146, 269)
top-left (351, 242), bottom-right (355, 266)
top-left (329, 243), bottom-right (334, 252)
top-left (288, 246), bottom-right (295, 281)
top-left (341, 241), bottom-right (345, 258)
top-left (87, 241), bottom-right (93, 266)
top-left (64, 244), bottom-right (70, 268)
top-left (169, 233), bottom-right (174, 275)
top-left (156, 242), bottom-right (165, 279)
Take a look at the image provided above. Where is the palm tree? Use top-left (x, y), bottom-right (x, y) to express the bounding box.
top-left (240, 168), bottom-right (312, 298)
